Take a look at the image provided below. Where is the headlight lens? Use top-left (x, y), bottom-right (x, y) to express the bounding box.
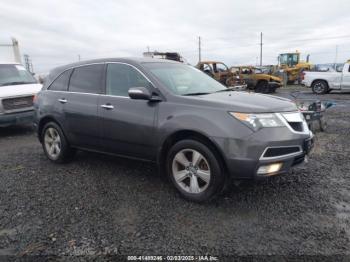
top-left (229, 112), bottom-right (285, 131)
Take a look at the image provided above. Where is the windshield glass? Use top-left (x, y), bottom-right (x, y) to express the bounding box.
top-left (144, 62), bottom-right (226, 95)
top-left (279, 54), bottom-right (298, 66)
top-left (254, 68), bottom-right (263, 74)
top-left (0, 64), bottom-right (37, 86)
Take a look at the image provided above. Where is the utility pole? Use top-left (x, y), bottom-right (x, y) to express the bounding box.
top-left (198, 36), bottom-right (201, 63)
top-left (23, 54), bottom-right (34, 74)
top-left (259, 32), bottom-right (263, 66)
top-left (147, 46), bottom-right (150, 53)
top-left (78, 54), bottom-right (81, 61)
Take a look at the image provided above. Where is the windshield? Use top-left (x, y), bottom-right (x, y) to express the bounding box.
top-left (144, 62), bottom-right (226, 95)
top-left (0, 64), bottom-right (37, 86)
top-left (279, 54), bottom-right (299, 67)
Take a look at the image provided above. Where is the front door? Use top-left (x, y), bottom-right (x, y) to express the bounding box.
top-left (99, 63), bottom-right (158, 160)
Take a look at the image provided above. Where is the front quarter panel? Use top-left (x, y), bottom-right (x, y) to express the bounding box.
top-left (156, 100), bottom-right (253, 147)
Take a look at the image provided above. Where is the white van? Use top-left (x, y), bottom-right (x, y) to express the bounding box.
top-left (0, 63), bottom-right (42, 127)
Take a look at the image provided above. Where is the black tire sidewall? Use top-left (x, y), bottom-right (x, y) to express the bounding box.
top-left (312, 80), bottom-right (327, 94)
top-left (256, 81), bottom-right (268, 93)
top-left (41, 122), bottom-right (72, 163)
top-left (166, 139), bottom-right (225, 202)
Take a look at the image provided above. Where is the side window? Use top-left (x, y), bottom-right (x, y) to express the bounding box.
top-left (69, 64), bottom-right (104, 94)
top-left (48, 69), bottom-right (72, 91)
top-left (216, 63), bottom-right (228, 72)
top-left (106, 63), bottom-right (149, 97)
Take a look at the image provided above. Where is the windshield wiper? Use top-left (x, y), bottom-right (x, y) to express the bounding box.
top-left (0, 81), bottom-right (35, 86)
top-left (214, 87), bottom-right (237, 93)
top-left (183, 92), bottom-right (212, 96)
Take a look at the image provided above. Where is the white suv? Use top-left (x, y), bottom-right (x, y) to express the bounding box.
top-left (0, 63), bottom-right (42, 127)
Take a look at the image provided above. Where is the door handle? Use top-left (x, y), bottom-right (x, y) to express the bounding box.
top-left (58, 98), bottom-right (67, 104)
top-left (101, 104), bottom-right (114, 110)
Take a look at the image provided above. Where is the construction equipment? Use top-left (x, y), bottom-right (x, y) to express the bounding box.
top-left (278, 51), bottom-right (312, 84)
top-left (196, 61), bottom-right (238, 86)
top-left (143, 51), bottom-right (186, 63)
top-left (230, 66), bottom-right (282, 93)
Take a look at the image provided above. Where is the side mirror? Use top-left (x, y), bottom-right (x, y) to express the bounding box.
top-left (128, 87), bottom-right (152, 100)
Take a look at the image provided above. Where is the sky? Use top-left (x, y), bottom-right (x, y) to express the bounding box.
top-left (1, 0), bottom-right (350, 74)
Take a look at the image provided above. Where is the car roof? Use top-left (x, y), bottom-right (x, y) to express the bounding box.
top-left (49, 57), bottom-right (179, 77)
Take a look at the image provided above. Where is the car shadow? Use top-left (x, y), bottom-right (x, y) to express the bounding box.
top-left (0, 124), bottom-right (34, 138)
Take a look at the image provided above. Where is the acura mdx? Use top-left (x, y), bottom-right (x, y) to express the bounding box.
top-left (34, 58), bottom-right (314, 202)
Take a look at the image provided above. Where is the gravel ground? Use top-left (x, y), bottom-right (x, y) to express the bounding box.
top-left (0, 87), bottom-right (350, 259)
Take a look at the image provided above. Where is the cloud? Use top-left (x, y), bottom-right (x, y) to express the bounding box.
top-left (1, 0), bottom-right (350, 74)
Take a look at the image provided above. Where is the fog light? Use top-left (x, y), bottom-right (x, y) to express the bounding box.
top-left (257, 163), bottom-right (283, 175)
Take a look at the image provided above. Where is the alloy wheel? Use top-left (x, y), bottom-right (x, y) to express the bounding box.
top-left (172, 149), bottom-right (211, 194)
top-left (44, 127), bottom-right (61, 160)
top-left (314, 82), bottom-right (326, 94)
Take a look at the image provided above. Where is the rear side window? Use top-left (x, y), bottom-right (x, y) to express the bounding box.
top-left (106, 63), bottom-right (149, 97)
top-left (48, 70), bottom-right (71, 91)
top-left (69, 64), bottom-right (104, 94)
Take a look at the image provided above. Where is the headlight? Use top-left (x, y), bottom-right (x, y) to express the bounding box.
top-left (229, 112), bottom-right (285, 131)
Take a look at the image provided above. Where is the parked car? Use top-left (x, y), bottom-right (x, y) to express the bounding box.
top-left (230, 66), bottom-right (282, 93)
top-left (0, 62), bottom-right (42, 127)
top-left (34, 58), bottom-right (314, 202)
top-left (302, 60), bottom-right (350, 94)
top-left (196, 61), bottom-right (236, 86)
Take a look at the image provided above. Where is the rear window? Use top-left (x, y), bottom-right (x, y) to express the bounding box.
top-left (69, 64), bottom-right (104, 94)
top-left (48, 70), bottom-right (72, 91)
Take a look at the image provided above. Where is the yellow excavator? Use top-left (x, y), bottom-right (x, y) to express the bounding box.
top-left (278, 51), bottom-right (313, 84)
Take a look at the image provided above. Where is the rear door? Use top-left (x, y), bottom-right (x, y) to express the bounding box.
top-left (43, 69), bottom-right (72, 132)
top-left (64, 64), bottom-right (104, 148)
top-left (98, 63), bottom-right (158, 160)
top-left (341, 63), bottom-right (350, 89)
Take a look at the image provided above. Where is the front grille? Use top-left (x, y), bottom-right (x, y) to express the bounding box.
top-left (2, 96), bottom-right (34, 111)
top-left (288, 122), bottom-right (303, 132)
top-left (263, 146), bottom-right (301, 158)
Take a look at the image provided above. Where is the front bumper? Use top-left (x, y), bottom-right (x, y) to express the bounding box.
top-left (0, 110), bottom-right (35, 127)
top-left (211, 127), bottom-right (314, 180)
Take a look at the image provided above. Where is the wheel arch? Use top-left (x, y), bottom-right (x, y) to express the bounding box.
top-left (38, 116), bottom-right (64, 143)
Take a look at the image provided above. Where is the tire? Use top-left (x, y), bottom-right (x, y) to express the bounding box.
top-left (166, 139), bottom-right (225, 202)
top-left (312, 80), bottom-right (328, 94)
top-left (255, 81), bottom-right (269, 93)
top-left (41, 122), bottom-right (75, 163)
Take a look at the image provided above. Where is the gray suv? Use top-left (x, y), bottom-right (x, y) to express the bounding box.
top-left (34, 58), bottom-right (314, 202)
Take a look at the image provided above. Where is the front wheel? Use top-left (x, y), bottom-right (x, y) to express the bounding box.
top-left (167, 139), bottom-right (225, 202)
top-left (41, 122), bottom-right (75, 163)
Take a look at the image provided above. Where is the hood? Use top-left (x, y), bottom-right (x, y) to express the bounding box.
top-left (188, 91), bottom-right (298, 113)
top-left (269, 75), bottom-right (282, 82)
top-left (0, 83), bottom-right (42, 98)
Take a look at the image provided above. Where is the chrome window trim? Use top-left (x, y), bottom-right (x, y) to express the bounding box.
top-left (46, 61), bottom-right (156, 99)
top-left (43, 90), bottom-right (131, 99)
top-left (259, 145), bottom-right (303, 160)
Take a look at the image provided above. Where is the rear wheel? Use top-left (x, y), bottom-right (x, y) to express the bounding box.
top-left (167, 139), bottom-right (225, 202)
top-left (41, 122), bottom-right (75, 163)
top-left (312, 80), bottom-right (328, 94)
